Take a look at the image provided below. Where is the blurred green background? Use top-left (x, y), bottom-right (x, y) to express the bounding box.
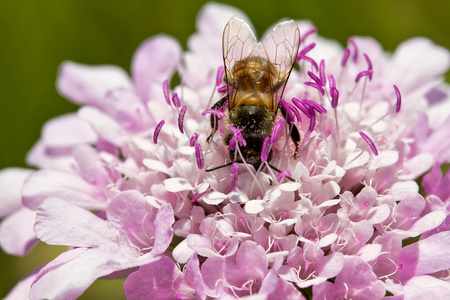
top-left (0, 0), bottom-right (449, 298)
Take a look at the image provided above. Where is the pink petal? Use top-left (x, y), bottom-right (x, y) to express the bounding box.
top-left (334, 257), bottom-right (385, 299)
top-left (72, 144), bottom-right (111, 188)
top-left (188, 2), bottom-right (250, 68)
top-left (184, 254), bottom-right (207, 299)
top-left (0, 168), bottom-right (32, 217)
top-left (124, 256), bottom-right (189, 300)
top-left (0, 207), bottom-right (38, 256)
top-left (387, 38), bottom-right (450, 94)
top-left (400, 231), bottom-right (450, 278)
top-left (26, 140), bottom-right (77, 172)
top-left (30, 248), bottom-right (118, 300)
top-left (77, 106), bottom-right (128, 145)
top-left (132, 35), bottom-right (182, 102)
top-left (34, 198), bottom-right (120, 250)
top-left (22, 170), bottom-right (106, 211)
top-left (41, 113), bottom-right (98, 149)
top-left (57, 61), bottom-right (132, 107)
top-left (4, 267), bottom-right (41, 300)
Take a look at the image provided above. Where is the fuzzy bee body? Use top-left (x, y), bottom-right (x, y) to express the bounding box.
top-left (207, 16), bottom-right (301, 171)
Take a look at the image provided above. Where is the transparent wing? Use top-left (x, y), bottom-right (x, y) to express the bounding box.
top-left (261, 20), bottom-right (300, 109)
top-left (222, 16), bottom-right (257, 109)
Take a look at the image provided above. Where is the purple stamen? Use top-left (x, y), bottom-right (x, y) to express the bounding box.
top-left (172, 92), bottom-right (181, 107)
top-left (277, 170), bottom-right (291, 181)
top-left (296, 43), bottom-right (316, 61)
top-left (271, 119), bottom-right (283, 143)
top-left (178, 105), bottom-right (187, 134)
top-left (307, 71), bottom-right (322, 85)
top-left (331, 87), bottom-right (339, 108)
top-left (231, 162), bottom-right (239, 190)
top-left (153, 120), bottom-right (165, 144)
top-left (349, 38), bottom-right (358, 63)
top-left (300, 27), bottom-right (317, 44)
top-left (216, 66), bottom-right (225, 87)
top-left (290, 105), bottom-right (302, 124)
top-left (190, 133), bottom-right (199, 147)
top-left (298, 55), bottom-right (318, 71)
top-left (305, 82), bottom-right (325, 95)
top-left (363, 53), bottom-right (373, 71)
top-left (261, 137), bottom-right (271, 163)
top-left (355, 70), bottom-right (373, 83)
top-left (292, 98), bottom-right (311, 118)
top-left (308, 111), bottom-right (316, 132)
top-left (359, 131), bottom-right (378, 156)
top-left (319, 60), bottom-right (326, 86)
top-left (195, 143), bottom-right (204, 169)
top-left (393, 85), bottom-right (401, 113)
top-left (201, 109), bottom-right (226, 118)
top-left (341, 48), bottom-right (351, 67)
top-left (228, 126), bottom-right (246, 150)
top-left (217, 86), bottom-right (227, 93)
top-left (279, 99), bottom-right (294, 123)
top-left (163, 79), bottom-right (171, 106)
top-left (302, 99), bottom-right (327, 114)
top-left (328, 74), bottom-right (336, 91)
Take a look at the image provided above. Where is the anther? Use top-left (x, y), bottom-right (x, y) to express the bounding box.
top-left (261, 137), bottom-right (270, 163)
top-left (305, 82), bottom-right (325, 95)
top-left (341, 48), bottom-right (351, 67)
top-left (172, 92), bottom-right (181, 107)
top-left (153, 120), bottom-right (165, 144)
top-left (190, 133), bottom-right (199, 147)
top-left (271, 119), bottom-right (284, 143)
top-left (393, 85), bottom-right (401, 113)
top-left (297, 43), bottom-right (316, 61)
top-left (216, 66), bottom-right (225, 87)
top-left (355, 70), bottom-right (373, 83)
top-left (231, 162), bottom-right (239, 190)
top-left (178, 105), bottom-right (187, 134)
top-left (300, 28), bottom-right (317, 44)
top-left (201, 109), bottom-right (226, 118)
top-left (359, 131), bottom-right (378, 156)
top-left (163, 79), bottom-right (171, 106)
top-left (195, 143), bottom-right (204, 169)
top-left (319, 60), bottom-right (326, 86)
top-left (349, 38), bottom-right (358, 63)
top-left (217, 86), bottom-right (227, 93)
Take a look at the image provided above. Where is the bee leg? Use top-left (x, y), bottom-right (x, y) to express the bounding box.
top-left (279, 104), bottom-right (301, 159)
top-left (207, 95), bottom-right (228, 143)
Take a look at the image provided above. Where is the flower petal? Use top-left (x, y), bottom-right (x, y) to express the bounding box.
top-left (0, 168), bottom-right (32, 217)
top-left (22, 170), bottom-right (106, 211)
top-left (132, 35), bottom-right (182, 102)
top-left (57, 61), bottom-right (132, 107)
top-left (0, 207), bottom-right (37, 256)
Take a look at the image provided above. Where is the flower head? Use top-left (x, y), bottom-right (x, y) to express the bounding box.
top-left (2, 2), bottom-right (450, 299)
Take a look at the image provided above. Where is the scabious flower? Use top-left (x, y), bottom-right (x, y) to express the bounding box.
top-left (1, 2), bottom-right (450, 299)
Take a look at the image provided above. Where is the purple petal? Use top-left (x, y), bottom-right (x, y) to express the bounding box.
top-left (132, 35), bottom-right (182, 102)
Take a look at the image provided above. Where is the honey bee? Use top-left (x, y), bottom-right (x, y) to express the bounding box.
top-left (206, 16), bottom-right (301, 172)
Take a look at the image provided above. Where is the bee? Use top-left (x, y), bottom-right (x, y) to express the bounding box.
top-left (206, 16), bottom-right (301, 172)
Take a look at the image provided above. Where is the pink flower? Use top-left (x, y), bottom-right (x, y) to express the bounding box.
top-left (2, 2), bottom-right (450, 299)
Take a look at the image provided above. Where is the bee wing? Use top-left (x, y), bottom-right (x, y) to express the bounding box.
top-left (261, 20), bottom-right (300, 111)
top-left (222, 16), bottom-right (258, 110)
